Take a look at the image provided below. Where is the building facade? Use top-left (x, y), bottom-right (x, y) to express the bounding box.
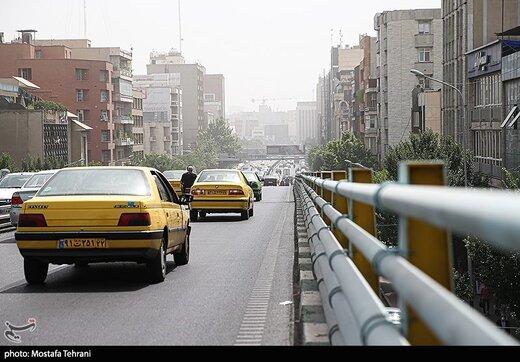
top-left (146, 50), bottom-right (205, 152)
top-left (132, 89), bottom-right (145, 160)
top-left (375, 9), bottom-right (443, 159)
top-left (0, 32), bottom-right (114, 164)
top-left (297, 101), bottom-right (318, 146)
top-left (204, 74), bottom-right (225, 122)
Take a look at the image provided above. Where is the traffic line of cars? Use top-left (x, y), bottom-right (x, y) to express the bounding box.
top-left (8, 167), bottom-right (267, 286)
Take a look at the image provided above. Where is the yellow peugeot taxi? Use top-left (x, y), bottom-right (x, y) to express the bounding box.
top-left (15, 167), bottom-right (191, 285)
top-left (190, 169), bottom-right (255, 221)
top-left (163, 170), bottom-right (185, 195)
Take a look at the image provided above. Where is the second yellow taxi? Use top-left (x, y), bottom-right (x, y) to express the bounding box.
top-left (190, 169), bottom-right (255, 221)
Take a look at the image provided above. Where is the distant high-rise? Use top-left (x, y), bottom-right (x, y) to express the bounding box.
top-left (297, 101), bottom-right (318, 146)
top-left (204, 74), bottom-right (225, 122)
top-left (147, 50), bottom-right (205, 152)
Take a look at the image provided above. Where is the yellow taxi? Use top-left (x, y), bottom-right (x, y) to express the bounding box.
top-left (163, 170), bottom-right (185, 195)
top-left (190, 169), bottom-right (255, 221)
top-left (15, 167), bottom-right (191, 285)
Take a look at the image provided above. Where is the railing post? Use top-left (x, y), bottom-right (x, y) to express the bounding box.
top-left (348, 168), bottom-right (379, 294)
top-left (332, 171), bottom-right (348, 249)
top-left (398, 161), bottom-right (454, 346)
top-left (315, 172), bottom-right (322, 213)
top-left (321, 171), bottom-right (332, 226)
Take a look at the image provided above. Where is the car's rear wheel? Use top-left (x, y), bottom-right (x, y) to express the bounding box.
top-left (241, 208), bottom-right (250, 221)
top-left (24, 258), bottom-right (49, 285)
top-left (147, 239), bottom-right (166, 283)
top-left (199, 211), bottom-right (207, 219)
top-left (190, 210), bottom-right (198, 221)
top-left (249, 206), bottom-right (254, 217)
top-left (256, 194), bottom-right (262, 202)
top-left (174, 230), bottom-right (190, 266)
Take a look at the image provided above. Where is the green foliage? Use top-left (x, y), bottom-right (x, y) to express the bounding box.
top-left (33, 100), bottom-right (67, 112)
top-left (466, 236), bottom-right (520, 320)
top-left (0, 153), bottom-right (14, 171)
top-left (198, 118), bottom-right (241, 157)
top-left (503, 168), bottom-right (520, 189)
top-left (20, 155), bottom-right (66, 172)
top-left (453, 269), bottom-right (474, 304)
top-left (383, 130), bottom-right (486, 187)
top-left (308, 132), bottom-right (378, 171)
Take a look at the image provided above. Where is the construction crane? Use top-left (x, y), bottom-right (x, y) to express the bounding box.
top-left (251, 98), bottom-right (296, 106)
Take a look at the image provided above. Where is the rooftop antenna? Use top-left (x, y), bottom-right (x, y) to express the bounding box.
top-left (83, 0), bottom-right (87, 38)
top-left (178, 0), bottom-right (183, 53)
top-left (339, 29), bottom-right (343, 47)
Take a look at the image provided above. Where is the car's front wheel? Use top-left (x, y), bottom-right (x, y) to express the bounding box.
top-left (147, 239), bottom-right (166, 283)
top-left (24, 258), bottom-right (49, 285)
top-left (174, 230), bottom-right (190, 266)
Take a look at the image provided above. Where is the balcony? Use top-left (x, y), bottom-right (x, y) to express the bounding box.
top-left (415, 33), bottom-right (434, 48)
top-left (113, 115), bottom-right (134, 125)
top-left (114, 67), bottom-right (133, 79)
top-left (115, 137), bottom-right (135, 147)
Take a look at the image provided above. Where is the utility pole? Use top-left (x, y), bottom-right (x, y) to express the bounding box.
top-left (83, 0), bottom-right (87, 38)
top-left (178, 0), bottom-right (183, 53)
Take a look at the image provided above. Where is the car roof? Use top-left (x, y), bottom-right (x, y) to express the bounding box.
top-left (59, 166), bottom-right (155, 172)
top-left (200, 169), bottom-right (241, 173)
top-left (34, 169), bottom-right (59, 175)
top-left (4, 172), bottom-right (35, 176)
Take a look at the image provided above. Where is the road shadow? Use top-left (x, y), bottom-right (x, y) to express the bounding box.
top-left (1, 261), bottom-right (178, 294)
top-left (195, 215), bottom-right (244, 223)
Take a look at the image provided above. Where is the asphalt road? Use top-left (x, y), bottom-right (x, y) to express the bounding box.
top-left (0, 187), bottom-right (295, 346)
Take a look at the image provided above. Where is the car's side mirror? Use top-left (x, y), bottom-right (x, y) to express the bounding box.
top-left (178, 195), bottom-right (192, 206)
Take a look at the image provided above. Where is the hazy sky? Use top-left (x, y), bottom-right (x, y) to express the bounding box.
top-left (3, 0), bottom-right (440, 113)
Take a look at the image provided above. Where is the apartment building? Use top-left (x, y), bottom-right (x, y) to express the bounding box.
top-left (0, 31), bottom-right (114, 164)
top-left (34, 39), bottom-right (136, 165)
top-left (297, 101), bottom-right (318, 146)
top-left (375, 9), bottom-right (443, 159)
top-left (133, 73), bottom-right (183, 155)
top-left (204, 74), bottom-right (225, 122)
top-left (132, 89), bottom-right (145, 160)
top-left (146, 50), bottom-right (205, 152)
top-left (443, 0), bottom-right (520, 184)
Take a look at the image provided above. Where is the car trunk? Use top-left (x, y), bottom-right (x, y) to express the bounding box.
top-left (24, 196), bottom-right (147, 227)
top-left (194, 183), bottom-right (245, 198)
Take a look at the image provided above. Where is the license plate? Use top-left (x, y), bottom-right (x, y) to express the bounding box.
top-left (57, 239), bottom-right (107, 249)
top-left (207, 190), bottom-right (227, 196)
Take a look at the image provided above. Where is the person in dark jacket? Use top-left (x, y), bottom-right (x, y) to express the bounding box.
top-left (181, 166), bottom-right (197, 194)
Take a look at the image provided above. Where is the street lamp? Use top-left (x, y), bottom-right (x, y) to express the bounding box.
top-left (410, 69), bottom-right (469, 187)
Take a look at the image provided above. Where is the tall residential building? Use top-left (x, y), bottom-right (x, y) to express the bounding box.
top-left (0, 31), bottom-right (114, 164)
top-left (297, 102), bottom-right (318, 146)
top-left (316, 75), bottom-right (327, 144)
top-left (146, 50), bottom-right (205, 152)
top-left (204, 74), bottom-right (225, 122)
top-left (132, 89), bottom-right (145, 160)
top-left (442, 0), bottom-right (520, 184)
top-left (33, 39), bottom-right (136, 165)
top-left (375, 9), bottom-right (443, 159)
top-left (134, 73), bottom-right (184, 155)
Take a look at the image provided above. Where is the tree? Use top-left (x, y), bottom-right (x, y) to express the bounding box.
top-left (0, 153), bottom-right (13, 171)
top-left (308, 132), bottom-right (378, 171)
top-left (383, 129), bottom-right (487, 187)
top-left (198, 118), bottom-right (241, 157)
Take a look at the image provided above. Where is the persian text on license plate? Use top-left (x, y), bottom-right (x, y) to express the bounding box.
top-left (57, 239), bottom-right (107, 249)
top-left (207, 190), bottom-right (227, 195)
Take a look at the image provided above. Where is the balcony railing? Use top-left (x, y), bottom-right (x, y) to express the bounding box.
top-left (113, 115), bottom-right (134, 125)
top-left (115, 137), bottom-right (135, 147)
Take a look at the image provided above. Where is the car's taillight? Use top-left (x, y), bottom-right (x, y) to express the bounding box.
top-left (192, 189), bottom-right (205, 196)
top-left (11, 193), bottom-right (23, 206)
top-left (18, 214), bottom-right (47, 227)
top-left (229, 189), bottom-right (245, 196)
top-left (118, 213), bottom-right (151, 227)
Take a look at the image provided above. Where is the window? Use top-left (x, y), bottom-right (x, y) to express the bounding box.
top-left (75, 68), bottom-right (88, 81)
top-left (100, 110), bottom-right (109, 122)
top-left (100, 70), bottom-right (109, 82)
top-left (35, 50), bottom-right (43, 59)
top-left (101, 130), bottom-right (110, 142)
top-left (100, 90), bottom-right (109, 102)
top-left (418, 48), bottom-right (432, 62)
top-left (418, 21), bottom-right (431, 34)
top-left (77, 110), bottom-right (85, 122)
top-left (76, 89), bottom-right (85, 102)
top-left (153, 175), bottom-right (172, 202)
top-left (18, 68), bottom-right (32, 80)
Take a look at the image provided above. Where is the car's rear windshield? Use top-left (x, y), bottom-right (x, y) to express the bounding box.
top-left (24, 173), bottom-right (55, 189)
top-left (242, 172), bottom-right (258, 182)
top-left (197, 171), bottom-right (241, 183)
top-left (37, 169), bottom-right (151, 197)
top-left (0, 174), bottom-right (33, 188)
top-left (163, 170), bottom-right (185, 180)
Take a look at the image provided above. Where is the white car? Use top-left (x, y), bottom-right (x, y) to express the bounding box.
top-left (0, 173), bottom-right (35, 221)
top-left (10, 170), bottom-right (59, 226)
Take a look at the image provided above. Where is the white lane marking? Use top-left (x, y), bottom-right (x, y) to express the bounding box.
top-left (234, 198), bottom-right (290, 346)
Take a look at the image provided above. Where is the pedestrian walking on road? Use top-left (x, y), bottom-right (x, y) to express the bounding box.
top-left (480, 283), bottom-right (490, 315)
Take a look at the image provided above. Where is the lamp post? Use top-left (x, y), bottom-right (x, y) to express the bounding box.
top-left (411, 69), bottom-right (469, 187)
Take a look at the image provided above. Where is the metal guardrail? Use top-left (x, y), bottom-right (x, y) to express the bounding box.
top-left (0, 205), bottom-right (11, 228)
top-left (296, 162), bottom-right (519, 346)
